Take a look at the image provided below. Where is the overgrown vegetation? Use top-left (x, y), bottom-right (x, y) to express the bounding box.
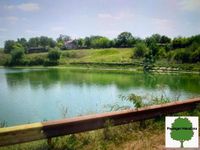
top-left (1, 94), bottom-right (199, 150)
top-left (0, 33), bottom-right (200, 70)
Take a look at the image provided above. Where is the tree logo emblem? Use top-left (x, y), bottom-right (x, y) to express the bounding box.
top-left (165, 116), bottom-right (199, 148)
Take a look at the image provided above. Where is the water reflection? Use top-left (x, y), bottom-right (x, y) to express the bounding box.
top-left (0, 68), bottom-right (200, 126)
top-left (4, 68), bottom-right (200, 94)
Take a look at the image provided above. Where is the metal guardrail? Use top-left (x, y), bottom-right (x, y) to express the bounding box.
top-left (0, 97), bottom-right (200, 147)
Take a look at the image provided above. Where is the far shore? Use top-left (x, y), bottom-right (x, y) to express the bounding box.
top-left (0, 63), bottom-right (199, 74)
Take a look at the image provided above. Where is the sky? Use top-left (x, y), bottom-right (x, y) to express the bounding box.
top-left (0, 0), bottom-right (200, 47)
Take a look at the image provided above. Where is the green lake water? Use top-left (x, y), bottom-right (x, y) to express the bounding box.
top-left (0, 68), bottom-right (199, 126)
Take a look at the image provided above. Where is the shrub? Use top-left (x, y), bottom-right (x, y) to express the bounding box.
top-left (157, 47), bottom-right (166, 59)
top-left (167, 51), bottom-right (175, 62)
top-left (9, 44), bottom-right (25, 65)
top-left (190, 47), bottom-right (200, 63)
top-left (48, 49), bottom-right (61, 61)
top-left (174, 49), bottom-right (191, 63)
top-left (134, 43), bottom-right (149, 58)
top-left (28, 55), bottom-right (45, 66)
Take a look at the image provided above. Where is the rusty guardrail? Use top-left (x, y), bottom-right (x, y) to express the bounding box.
top-left (0, 97), bottom-right (200, 147)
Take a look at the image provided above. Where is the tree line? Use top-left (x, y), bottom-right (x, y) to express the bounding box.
top-left (2, 32), bottom-right (200, 66)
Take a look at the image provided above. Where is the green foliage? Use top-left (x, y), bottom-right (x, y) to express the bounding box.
top-left (145, 34), bottom-right (167, 46)
top-left (143, 53), bottom-right (155, 72)
top-left (28, 36), bottom-right (56, 49)
top-left (57, 34), bottom-right (71, 42)
top-left (191, 47), bottom-right (200, 63)
top-left (9, 43), bottom-right (25, 65)
top-left (48, 49), bottom-right (61, 61)
top-left (28, 55), bottom-right (45, 66)
top-left (75, 38), bottom-right (85, 48)
top-left (121, 94), bottom-right (143, 108)
top-left (170, 117), bottom-right (194, 148)
top-left (134, 42), bottom-right (149, 58)
top-left (90, 37), bottom-right (110, 48)
top-left (157, 47), bottom-right (167, 59)
top-left (46, 49), bottom-right (61, 66)
top-left (128, 94), bottom-right (143, 108)
top-left (116, 32), bottom-right (135, 47)
top-left (17, 38), bottom-right (27, 50)
top-left (40, 36), bottom-right (56, 48)
top-left (4, 40), bottom-right (16, 53)
top-left (160, 35), bottom-right (171, 44)
top-left (28, 37), bottom-right (40, 48)
top-left (2, 33), bottom-right (200, 67)
top-left (172, 37), bottom-right (190, 49)
top-left (56, 41), bottom-right (65, 49)
top-left (174, 49), bottom-right (191, 63)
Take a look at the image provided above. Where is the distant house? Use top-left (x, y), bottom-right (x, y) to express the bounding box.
top-left (64, 40), bottom-right (77, 49)
top-left (27, 47), bottom-right (48, 53)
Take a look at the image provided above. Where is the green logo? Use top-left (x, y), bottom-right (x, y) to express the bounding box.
top-left (170, 117), bottom-right (194, 148)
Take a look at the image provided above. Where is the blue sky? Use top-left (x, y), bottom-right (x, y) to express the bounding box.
top-left (0, 0), bottom-right (200, 47)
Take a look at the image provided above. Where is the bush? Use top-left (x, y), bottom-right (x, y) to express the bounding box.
top-left (190, 47), bottom-right (200, 63)
top-left (174, 49), bottom-right (191, 63)
top-left (167, 51), bottom-right (175, 62)
top-left (48, 49), bottom-right (61, 62)
top-left (4, 40), bottom-right (16, 53)
top-left (134, 43), bottom-right (149, 58)
top-left (28, 55), bottom-right (45, 66)
top-left (9, 45), bottom-right (25, 65)
top-left (157, 47), bottom-right (167, 59)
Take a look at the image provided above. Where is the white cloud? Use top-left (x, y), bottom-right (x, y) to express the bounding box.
top-left (5, 3), bottom-right (40, 12)
top-left (179, 0), bottom-right (200, 11)
top-left (0, 28), bottom-right (7, 32)
top-left (5, 16), bottom-right (19, 22)
top-left (98, 12), bottom-right (134, 21)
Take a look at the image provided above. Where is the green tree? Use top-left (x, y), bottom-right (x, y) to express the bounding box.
top-left (84, 37), bottom-right (91, 48)
top-left (134, 42), bottom-right (149, 58)
top-left (48, 49), bottom-right (61, 62)
top-left (174, 49), bottom-right (191, 63)
top-left (40, 36), bottom-right (56, 48)
top-left (170, 117), bottom-right (194, 148)
top-left (17, 38), bottom-right (27, 49)
top-left (143, 52), bottom-right (155, 72)
top-left (57, 34), bottom-right (71, 42)
top-left (191, 47), bottom-right (200, 63)
top-left (10, 43), bottom-right (25, 65)
top-left (28, 37), bottom-right (40, 48)
top-left (116, 32), bottom-right (135, 47)
top-left (160, 35), bottom-right (171, 44)
top-left (151, 34), bottom-right (162, 43)
top-left (90, 37), bottom-right (110, 48)
top-left (172, 37), bottom-right (190, 49)
top-left (157, 47), bottom-right (167, 58)
top-left (4, 40), bottom-right (16, 53)
top-left (76, 38), bottom-right (84, 48)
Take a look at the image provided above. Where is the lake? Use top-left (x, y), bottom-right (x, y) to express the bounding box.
top-left (0, 68), bottom-right (199, 126)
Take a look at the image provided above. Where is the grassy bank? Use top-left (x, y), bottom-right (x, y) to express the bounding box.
top-left (0, 48), bottom-right (200, 73)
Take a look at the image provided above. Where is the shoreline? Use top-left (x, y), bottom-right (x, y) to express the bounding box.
top-left (0, 64), bottom-right (199, 74)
